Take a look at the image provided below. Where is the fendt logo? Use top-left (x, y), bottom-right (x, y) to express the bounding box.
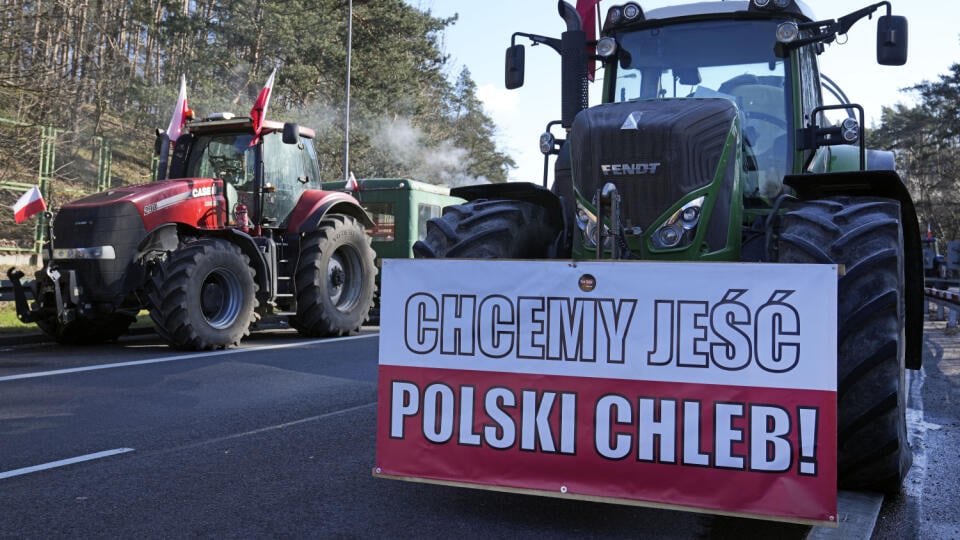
top-left (600, 162), bottom-right (662, 176)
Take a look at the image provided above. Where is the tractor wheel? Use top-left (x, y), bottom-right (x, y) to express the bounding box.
top-left (147, 238), bottom-right (258, 350)
top-left (289, 214), bottom-right (376, 337)
top-left (778, 196), bottom-right (911, 493)
top-left (412, 200), bottom-right (558, 259)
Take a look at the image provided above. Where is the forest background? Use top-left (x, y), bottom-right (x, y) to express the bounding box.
top-left (0, 0), bottom-right (512, 249)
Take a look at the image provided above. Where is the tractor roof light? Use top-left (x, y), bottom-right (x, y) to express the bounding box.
top-left (751, 0), bottom-right (795, 11)
top-left (596, 37), bottom-right (618, 58)
top-left (604, 3), bottom-right (644, 30)
top-left (606, 7), bottom-right (623, 27)
top-left (622, 3), bottom-right (643, 21)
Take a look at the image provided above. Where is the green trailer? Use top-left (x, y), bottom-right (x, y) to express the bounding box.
top-left (323, 178), bottom-right (465, 262)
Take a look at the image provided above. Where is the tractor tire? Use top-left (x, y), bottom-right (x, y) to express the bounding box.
top-left (412, 199), bottom-right (558, 259)
top-left (778, 196), bottom-right (911, 493)
top-left (289, 214), bottom-right (376, 337)
top-left (146, 238), bottom-right (259, 350)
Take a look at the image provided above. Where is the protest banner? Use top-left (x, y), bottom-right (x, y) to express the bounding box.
top-left (374, 259), bottom-right (837, 525)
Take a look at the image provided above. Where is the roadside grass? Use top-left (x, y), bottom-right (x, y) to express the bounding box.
top-left (0, 301), bottom-right (34, 333)
top-left (0, 301), bottom-right (154, 334)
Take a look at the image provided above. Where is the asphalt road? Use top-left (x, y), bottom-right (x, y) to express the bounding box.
top-left (0, 322), bottom-right (955, 538)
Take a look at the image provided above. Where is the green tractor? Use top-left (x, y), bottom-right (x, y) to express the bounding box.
top-left (414, 0), bottom-right (920, 494)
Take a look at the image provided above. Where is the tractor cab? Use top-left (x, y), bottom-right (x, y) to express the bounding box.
top-left (604, 15), bottom-right (789, 200)
top-left (173, 112), bottom-right (321, 230)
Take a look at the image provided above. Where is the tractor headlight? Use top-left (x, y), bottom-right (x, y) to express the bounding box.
top-left (656, 224), bottom-right (684, 248)
top-left (576, 202), bottom-right (611, 250)
top-left (596, 37), bottom-right (618, 58)
top-left (651, 196), bottom-right (705, 250)
top-left (776, 21), bottom-right (800, 43)
top-left (53, 246), bottom-right (117, 260)
top-left (539, 132), bottom-right (556, 155)
top-left (841, 118), bottom-right (860, 143)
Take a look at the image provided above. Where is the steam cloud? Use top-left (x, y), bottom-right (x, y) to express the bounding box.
top-left (375, 118), bottom-right (491, 188)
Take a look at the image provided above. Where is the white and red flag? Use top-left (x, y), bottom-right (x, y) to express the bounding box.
top-left (347, 171), bottom-right (360, 191)
top-left (12, 186), bottom-right (46, 224)
top-left (576, 0), bottom-right (602, 81)
top-left (250, 68), bottom-right (277, 143)
top-left (166, 74), bottom-right (189, 142)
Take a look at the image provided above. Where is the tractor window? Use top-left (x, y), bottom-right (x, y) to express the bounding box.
top-left (417, 203), bottom-right (441, 241)
top-left (262, 131), bottom-right (311, 227)
top-left (366, 202), bottom-right (396, 242)
top-left (612, 19), bottom-right (789, 198)
top-left (185, 133), bottom-right (256, 190)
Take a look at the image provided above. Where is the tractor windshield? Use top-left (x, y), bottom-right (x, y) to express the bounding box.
top-left (611, 19), bottom-right (788, 198)
top-left (185, 133), bottom-right (256, 190)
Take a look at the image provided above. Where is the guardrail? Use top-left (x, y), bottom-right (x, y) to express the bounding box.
top-left (925, 286), bottom-right (960, 329)
top-left (0, 279), bottom-right (14, 303)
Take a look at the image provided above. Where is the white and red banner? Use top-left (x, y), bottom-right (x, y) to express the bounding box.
top-left (12, 186), bottom-right (46, 224)
top-left (375, 259), bottom-right (838, 525)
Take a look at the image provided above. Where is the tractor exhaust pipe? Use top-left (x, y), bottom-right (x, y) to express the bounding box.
top-left (558, 1), bottom-right (588, 128)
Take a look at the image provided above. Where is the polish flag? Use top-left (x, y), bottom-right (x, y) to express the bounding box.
top-left (347, 171), bottom-right (360, 191)
top-left (576, 0), bottom-right (602, 81)
top-left (250, 68), bottom-right (277, 142)
top-left (12, 186), bottom-right (46, 224)
top-left (166, 74), bottom-right (189, 142)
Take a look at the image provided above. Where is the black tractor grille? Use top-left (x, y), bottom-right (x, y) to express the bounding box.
top-left (570, 98), bottom-right (737, 230)
top-left (51, 202), bottom-right (147, 303)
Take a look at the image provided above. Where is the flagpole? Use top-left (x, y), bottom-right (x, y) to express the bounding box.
top-left (343, 0), bottom-right (353, 182)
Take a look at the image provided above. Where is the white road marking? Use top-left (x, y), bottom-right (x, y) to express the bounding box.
top-left (0, 334), bottom-right (377, 383)
top-left (904, 366), bottom-right (929, 501)
top-left (0, 448), bottom-right (134, 480)
top-left (171, 402), bottom-right (378, 453)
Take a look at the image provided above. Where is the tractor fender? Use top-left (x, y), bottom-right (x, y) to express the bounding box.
top-left (288, 190), bottom-right (374, 233)
top-left (785, 170), bottom-right (924, 370)
top-left (451, 182), bottom-right (568, 241)
top-left (137, 223), bottom-right (180, 261)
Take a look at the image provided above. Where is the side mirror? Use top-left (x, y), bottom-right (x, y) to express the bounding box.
top-left (282, 122), bottom-right (300, 144)
top-left (505, 44), bottom-right (525, 89)
top-left (877, 15), bottom-right (908, 66)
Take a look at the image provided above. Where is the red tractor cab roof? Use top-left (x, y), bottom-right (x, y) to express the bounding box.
top-left (184, 113), bottom-right (316, 139)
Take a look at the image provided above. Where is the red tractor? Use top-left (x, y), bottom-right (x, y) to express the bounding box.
top-left (8, 107), bottom-right (376, 350)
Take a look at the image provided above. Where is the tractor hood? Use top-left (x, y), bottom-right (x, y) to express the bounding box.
top-left (570, 98), bottom-right (738, 233)
top-left (60, 177), bottom-right (228, 232)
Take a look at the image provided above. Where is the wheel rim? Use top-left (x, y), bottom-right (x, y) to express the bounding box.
top-left (327, 246), bottom-right (362, 312)
top-left (200, 268), bottom-right (243, 329)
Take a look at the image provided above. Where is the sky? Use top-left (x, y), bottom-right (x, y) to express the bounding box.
top-left (404, 0), bottom-right (960, 185)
